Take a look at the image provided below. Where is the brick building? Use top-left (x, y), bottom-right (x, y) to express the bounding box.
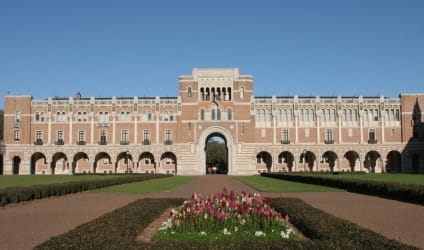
top-left (1, 68), bottom-right (423, 175)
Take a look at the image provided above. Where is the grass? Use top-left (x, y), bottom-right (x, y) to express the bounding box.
top-left (234, 176), bottom-right (343, 192)
top-left (0, 175), bottom-right (126, 189)
top-left (311, 173), bottom-right (424, 186)
top-left (90, 175), bottom-right (198, 193)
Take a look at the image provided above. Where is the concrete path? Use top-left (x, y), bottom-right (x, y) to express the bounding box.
top-left (0, 175), bottom-right (423, 249)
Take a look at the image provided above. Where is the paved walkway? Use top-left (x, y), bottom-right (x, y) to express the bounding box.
top-left (0, 175), bottom-right (423, 249)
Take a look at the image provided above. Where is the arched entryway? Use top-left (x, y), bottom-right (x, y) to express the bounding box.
top-left (386, 151), bottom-right (401, 173)
top-left (278, 151), bottom-right (294, 172)
top-left (344, 151), bottom-right (360, 172)
top-left (51, 152), bottom-right (68, 175)
top-left (116, 151), bottom-right (134, 173)
top-left (12, 156), bottom-right (20, 175)
top-left (160, 152), bottom-right (177, 174)
top-left (365, 151), bottom-right (381, 173)
top-left (256, 151), bottom-right (272, 173)
top-left (199, 127), bottom-right (233, 175)
top-left (139, 152), bottom-right (156, 173)
top-left (322, 151), bottom-right (338, 172)
top-left (299, 151), bottom-right (316, 172)
top-left (205, 133), bottom-right (228, 174)
top-left (73, 152), bottom-right (90, 174)
top-left (31, 152), bottom-right (47, 175)
top-left (94, 152), bottom-right (112, 174)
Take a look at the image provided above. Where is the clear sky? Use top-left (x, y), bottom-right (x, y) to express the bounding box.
top-left (1, 0), bottom-right (423, 108)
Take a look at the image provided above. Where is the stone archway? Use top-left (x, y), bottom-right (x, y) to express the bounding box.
top-left (205, 133), bottom-right (228, 175)
top-left (12, 156), bottom-right (20, 175)
top-left (199, 126), bottom-right (233, 175)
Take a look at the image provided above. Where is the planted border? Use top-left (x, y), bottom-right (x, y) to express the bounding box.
top-left (36, 197), bottom-right (415, 249)
top-left (262, 173), bottom-right (424, 205)
top-left (0, 174), bottom-right (170, 207)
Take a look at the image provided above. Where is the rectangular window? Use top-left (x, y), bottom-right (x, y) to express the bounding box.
top-left (36, 130), bottom-right (43, 140)
top-left (121, 130), bottom-right (129, 144)
top-left (100, 130), bottom-right (107, 144)
top-left (78, 130), bottom-right (85, 142)
top-left (368, 129), bottom-right (377, 144)
top-left (56, 111), bottom-right (66, 122)
top-left (282, 129), bottom-right (289, 144)
top-left (14, 130), bottom-right (20, 141)
top-left (99, 112), bottom-right (109, 124)
top-left (57, 130), bottom-right (64, 140)
top-left (325, 129), bottom-right (333, 144)
top-left (77, 112), bottom-right (87, 122)
top-left (120, 111), bottom-right (131, 122)
top-left (391, 128), bottom-right (396, 136)
top-left (305, 128), bottom-right (310, 137)
top-left (165, 129), bottom-right (172, 143)
top-left (143, 129), bottom-right (151, 141)
top-left (348, 128), bottom-right (353, 137)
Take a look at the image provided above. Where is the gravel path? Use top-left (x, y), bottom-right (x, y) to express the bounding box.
top-left (0, 175), bottom-right (423, 249)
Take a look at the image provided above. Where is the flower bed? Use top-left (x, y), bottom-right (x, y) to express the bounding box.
top-left (152, 189), bottom-right (296, 241)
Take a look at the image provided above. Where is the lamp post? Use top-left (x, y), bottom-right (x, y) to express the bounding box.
top-left (126, 150), bottom-right (129, 174)
top-left (303, 149), bottom-right (307, 172)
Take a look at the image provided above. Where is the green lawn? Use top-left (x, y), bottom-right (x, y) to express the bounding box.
top-left (90, 176), bottom-right (198, 193)
top-left (0, 175), bottom-right (126, 189)
top-left (234, 176), bottom-right (343, 192)
top-left (312, 173), bottom-right (424, 186)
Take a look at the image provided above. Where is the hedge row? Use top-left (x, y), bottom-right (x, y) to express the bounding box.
top-left (0, 174), bottom-right (170, 207)
top-left (35, 197), bottom-right (415, 249)
top-left (261, 172), bottom-right (424, 205)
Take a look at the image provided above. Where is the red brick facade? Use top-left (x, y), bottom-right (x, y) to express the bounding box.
top-left (1, 68), bottom-right (423, 175)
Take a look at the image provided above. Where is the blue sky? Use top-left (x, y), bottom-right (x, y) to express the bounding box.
top-left (1, 0), bottom-right (423, 108)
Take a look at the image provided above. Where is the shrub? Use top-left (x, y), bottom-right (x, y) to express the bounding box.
top-left (0, 174), bottom-right (170, 207)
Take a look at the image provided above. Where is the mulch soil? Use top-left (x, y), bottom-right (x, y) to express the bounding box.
top-left (1, 175), bottom-right (423, 249)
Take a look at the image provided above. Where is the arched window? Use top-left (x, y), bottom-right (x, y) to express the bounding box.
top-left (211, 109), bottom-right (216, 120)
top-left (217, 109), bottom-right (221, 120)
top-left (200, 109), bottom-right (205, 120)
top-left (227, 87), bottom-right (231, 101)
top-left (188, 87), bottom-right (192, 98)
top-left (164, 111), bottom-right (169, 121)
top-left (228, 109), bottom-right (232, 120)
top-left (240, 87), bottom-right (244, 99)
top-left (169, 111), bottom-right (174, 121)
top-left (256, 109), bottom-right (260, 121)
top-left (15, 110), bottom-right (21, 122)
top-left (142, 111), bottom-right (147, 121)
top-left (200, 87), bottom-right (205, 101)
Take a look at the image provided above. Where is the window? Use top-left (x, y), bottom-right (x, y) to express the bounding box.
top-left (78, 130), bottom-right (85, 142)
top-left (35, 112), bottom-right (45, 122)
top-left (100, 130), bottom-right (107, 144)
top-left (368, 129), bottom-right (376, 144)
top-left (164, 111), bottom-right (169, 121)
top-left (57, 130), bottom-right (64, 140)
top-left (373, 109), bottom-right (379, 121)
top-left (200, 109), bottom-right (205, 120)
top-left (56, 111), bottom-right (66, 122)
top-left (391, 128), bottom-right (396, 136)
top-left (305, 128), bottom-right (310, 137)
top-left (121, 130), bottom-right (129, 144)
top-left (211, 109), bottom-right (216, 120)
top-left (217, 109), bottom-right (221, 120)
top-left (165, 129), bottom-right (172, 142)
top-left (15, 110), bottom-right (21, 122)
top-left (348, 128), bottom-right (353, 137)
top-left (188, 87), bottom-right (192, 98)
top-left (282, 129), bottom-right (289, 143)
top-left (325, 129), bottom-right (333, 144)
top-left (228, 109), bottom-right (232, 120)
top-left (395, 109), bottom-right (400, 121)
top-left (142, 111), bottom-right (148, 121)
top-left (120, 111), bottom-right (131, 122)
top-left (36, 130), bottom-right (43, 140)
top-left (148, 111), bottom-right (152, 121)
top-left (14, 130), bottom-right (20, 141)
top-left (143, 129), bottom-right (151, 141)
top-left (77, 112), bottom-right (87, 122)
top-left (240, 87), bottom-right (244, 99)
top-left (169, 111), bottom-right (174, 121)
top-left (99, 112), bottom-right (109, 124)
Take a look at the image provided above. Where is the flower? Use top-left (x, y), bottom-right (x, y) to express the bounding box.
top-left (255, 231), bottom-right (266, 237)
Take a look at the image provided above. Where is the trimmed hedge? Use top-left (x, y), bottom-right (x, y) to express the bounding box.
top-left (261, 173), bottom-right (424, 205)
top-left (35, 197), bottom-right (416, 250)
top-left (0, 174), bottom-right (170, 207)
